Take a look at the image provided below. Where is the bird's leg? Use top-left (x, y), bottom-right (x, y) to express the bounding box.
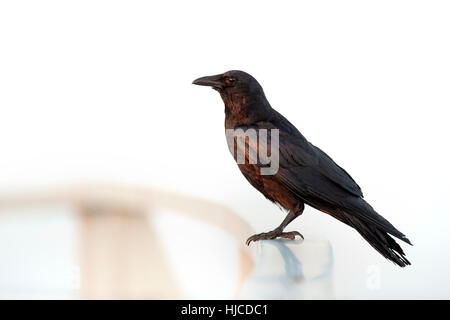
top-left (246, 203), bottom-right (304, 245)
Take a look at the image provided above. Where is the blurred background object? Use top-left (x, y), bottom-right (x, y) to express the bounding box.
top-left (0, 184), bottom-right (254, 299)
top-left (0, 184), bottom-right (335, 299)
top-left (240, 239), bottom-right (333, 299)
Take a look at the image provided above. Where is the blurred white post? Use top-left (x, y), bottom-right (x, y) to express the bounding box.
top-left (240, 238), bottom-right (334, 299)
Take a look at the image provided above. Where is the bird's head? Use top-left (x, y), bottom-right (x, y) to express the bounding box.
top-left (193, 70), bottom-right (261, 94)
top-left (193, 70), bottom-right (270, 122)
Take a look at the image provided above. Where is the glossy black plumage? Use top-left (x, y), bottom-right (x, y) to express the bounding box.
top-left (193, 70), bottom-right (412, 267)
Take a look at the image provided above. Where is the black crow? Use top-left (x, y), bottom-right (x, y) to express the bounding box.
top-left (193, 70), bottom-right (411, 267)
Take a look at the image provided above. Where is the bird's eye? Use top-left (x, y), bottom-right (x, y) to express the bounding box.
top-left (225, 77), bottom-right (236, 85)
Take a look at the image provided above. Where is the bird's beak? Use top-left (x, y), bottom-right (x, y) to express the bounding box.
top-left (192, 74), bottom-right (223, 89)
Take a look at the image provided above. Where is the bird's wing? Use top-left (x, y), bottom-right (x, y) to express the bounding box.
top-left (234, 122), bottom-right (408, 241)
top-left (278, 130), bottom-right (363, 198)
top-left (276, 130), bottom-right (363, 206)
top-left (232, 122), bottom-right (362, 201)
top-left (238, 120), bottom-right (363, 198)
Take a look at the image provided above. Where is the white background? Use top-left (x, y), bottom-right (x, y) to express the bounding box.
top-left (1, 1), bottom-right (449, 298)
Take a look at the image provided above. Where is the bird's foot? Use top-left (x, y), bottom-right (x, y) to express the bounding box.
top-left (246, 229), bottom-right (303, 246)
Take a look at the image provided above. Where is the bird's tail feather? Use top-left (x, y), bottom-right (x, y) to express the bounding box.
top-left (346, 213), bottom-right (411, 267)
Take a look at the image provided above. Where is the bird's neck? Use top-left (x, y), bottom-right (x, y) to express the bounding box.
top-left (221, 92), bottom-right (272, 128)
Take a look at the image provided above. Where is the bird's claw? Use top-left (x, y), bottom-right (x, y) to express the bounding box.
top-left (246, 230), bottom-right (303, 246)
top-left (280, 230), bottom-right (304, 240)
